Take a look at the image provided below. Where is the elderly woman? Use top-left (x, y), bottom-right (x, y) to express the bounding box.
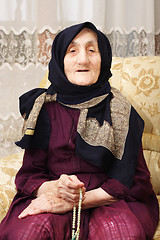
top-left (0, 22), bottom-right (159, 240)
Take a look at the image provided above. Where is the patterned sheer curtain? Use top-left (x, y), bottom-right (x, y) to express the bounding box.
top-left (0, 0), bottom-right (160, 158)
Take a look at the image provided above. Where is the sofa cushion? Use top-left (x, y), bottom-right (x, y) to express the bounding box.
top-left (0, 152), bottom-right (23, 222)
top-left (111, 56), bottom-right (160, 137)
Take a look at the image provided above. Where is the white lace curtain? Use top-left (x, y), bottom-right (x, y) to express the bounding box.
top-left (0, 0), bottom-right (160, 158)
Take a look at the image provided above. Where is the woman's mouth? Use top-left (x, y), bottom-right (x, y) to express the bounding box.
top-left (76, 70), bottom-right (89, 72)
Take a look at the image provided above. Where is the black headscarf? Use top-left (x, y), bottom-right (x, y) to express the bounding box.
top-left (16, 22), bottom-right (144, 188)
top-left (47, 21), bottom-right (112, 104)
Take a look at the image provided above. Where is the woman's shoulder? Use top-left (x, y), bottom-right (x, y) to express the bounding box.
top-left (111, 87), bottom-right (130, 106)
top-left (110, 87), bottom-right (143, 119)
top-left (110, 87), bottom-right (131, 115)
top-left (110, 86), bottom-right (144, 128)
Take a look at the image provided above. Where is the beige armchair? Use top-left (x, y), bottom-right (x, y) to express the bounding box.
top-left (0, 56), bottom-right (160, 239)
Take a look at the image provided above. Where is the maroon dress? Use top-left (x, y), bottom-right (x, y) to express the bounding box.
top-left (0, 101), bottom-right (159, 239)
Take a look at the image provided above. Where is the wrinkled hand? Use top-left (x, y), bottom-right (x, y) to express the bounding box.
top-left (56, 174), bottom-right (85, 203)
top-left (35, 174), bottom-right (85, 204)
top-left (18, 193), bottom-right (74, 219)
top-left (18, 174), bottom-right (85, 219)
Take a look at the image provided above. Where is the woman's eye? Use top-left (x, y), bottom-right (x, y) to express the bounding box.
top-left (88, 48), bottom-right (95, 52)
top-left (70, 48), bottom-right (76, 53)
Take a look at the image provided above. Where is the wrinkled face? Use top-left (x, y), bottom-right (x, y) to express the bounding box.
top-left (64, 28), bottom-right (101, 86)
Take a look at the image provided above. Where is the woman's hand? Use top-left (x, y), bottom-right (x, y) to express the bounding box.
top-left (18, 174), bottom-right (86, 219)
top-left (35, 174), bottom-right (85, 204)
top-left (56, 174), bottom-right (85, 203)
top-left (18, 193), bottom-right (75, 219)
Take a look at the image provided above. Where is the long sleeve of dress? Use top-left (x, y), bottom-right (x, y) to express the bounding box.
top-left (101, 145), bottom-right (154, 202)
top-left (15, 149), bottom-right (50, 196)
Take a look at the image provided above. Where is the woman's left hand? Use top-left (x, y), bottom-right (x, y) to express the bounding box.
top-left (18, 193), bottom-right (74, 219)
top-left (34, 174), bottom-right (86, 204)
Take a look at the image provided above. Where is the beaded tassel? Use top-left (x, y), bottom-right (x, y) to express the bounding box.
top-left (71, 188), bottom-right (82, 240)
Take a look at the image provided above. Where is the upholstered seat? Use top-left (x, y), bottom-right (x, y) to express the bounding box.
top-left (0, 56), bottom-right (160, 239)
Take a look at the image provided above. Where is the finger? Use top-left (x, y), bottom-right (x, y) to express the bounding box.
top-left (18, 205), bottom-right (36, 219)
top-left (69, 175), bottom-right (84, 188)
top-left (18, 199), bottom-right (43, 219)
top-left (62, 192), bottom-right (80, 203)
top-left (62, 186), bottom-right (86, 198)
top-left (61, 186), bottom-right (86, 203)
top-left (59, 174), bottom-right (84, 190)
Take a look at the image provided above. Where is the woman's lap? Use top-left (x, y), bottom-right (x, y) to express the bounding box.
top-left (0, 200), bottom-right (146, 240)
top-left (0, 209), bottom-right (72, 240)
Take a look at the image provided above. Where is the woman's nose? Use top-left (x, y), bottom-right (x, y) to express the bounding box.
top-left (77, 49), bottom-right (89, 65)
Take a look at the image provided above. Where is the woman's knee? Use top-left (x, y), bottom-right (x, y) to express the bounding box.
top-left (88, 207), bottom-right (146, 240)
top-left (1, 214), bottom-right (54, 240)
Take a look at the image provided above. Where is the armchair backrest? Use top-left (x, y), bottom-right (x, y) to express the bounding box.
top-left (110, 56), bottom-right (160, 195)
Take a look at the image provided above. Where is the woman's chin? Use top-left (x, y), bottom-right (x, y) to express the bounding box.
top-left (69, 77), bottom-right (97, 86)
